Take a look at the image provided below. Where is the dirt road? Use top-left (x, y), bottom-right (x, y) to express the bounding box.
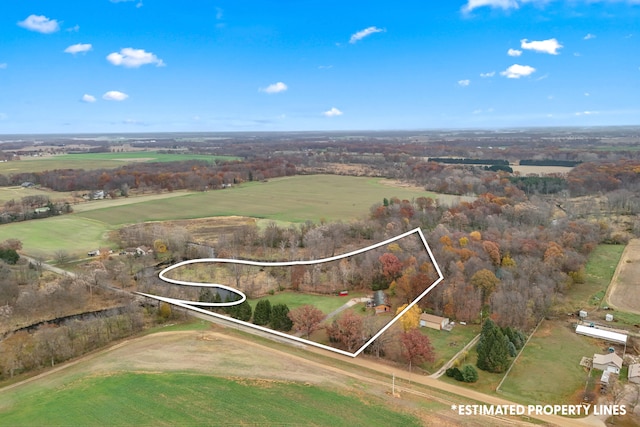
top-left (606, 239), bottom-right (640, 314)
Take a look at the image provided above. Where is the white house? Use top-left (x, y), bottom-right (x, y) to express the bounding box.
top-left (593, 353), bottom-right (623, 374)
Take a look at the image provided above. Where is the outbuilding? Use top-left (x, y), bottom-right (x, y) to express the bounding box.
top-left (628, 364), bottom-right (640, 384)
top-left (419, 313), bottom-right (450, 331)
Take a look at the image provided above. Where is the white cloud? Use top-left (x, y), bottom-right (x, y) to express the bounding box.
top-left (462, 0), bottom-right (518, 13)
top-left (584, 92), bottom-right (590, 96)
top-left (0, 63), bottom-right (6, 69)
top-left (17, 15), bottom-right (60, 34)
top-left (520, 38), bottom-right (563, 55)
top-left (318, 65), bottom-right (334, 70)
top-left (66, 25), bottom-right (80, 32)
top-left (64, 43), bottom-right (92, 54)
top-left (508, 48), bottom-right (522, 57)
top-left (458, 79), bottom-right (470, 87)
top-left (216, 7), bottom-right (224, 20)
top-left (584, 33), bottom-right (596, 40)
top-left (81, 94), bottom-right (96, 103)
top-left (102, 91), bottom-right (129, 101)
top-left (260, 82), bottom-right (288, 94)
top-left (349, 26), bottom-right (385, 44)
top-left (500, 64), bottom-right (536, 78)
top-left (107, 48), bottom-right (165, 68)
top-left (575, 111), bottom-right (597, 116)
top-left (480, 71), bottom-right (495, 78)
top-left (323, 107), bottom-right (343, 117)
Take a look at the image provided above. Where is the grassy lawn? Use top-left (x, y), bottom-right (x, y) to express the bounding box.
top-left (498, 320), bottom-right (602, 405)
top-left (421, 324), bottom-right (480, 373)
top-left (249, 291), bottom-right (356, 314)
top-left (75, 175), bottom-right (451, 226)
top-left (0, 372), bottom-right (422, 427)
top-left (0, 152), bottom-right (238, 174)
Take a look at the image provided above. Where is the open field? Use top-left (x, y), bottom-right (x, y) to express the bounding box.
top-left (566, 244), bottom-right (625, 312)
top-left (606, 239), bottom-right (640, 314)
top-left (76, 175), bottom-right (465, 226)
top-left (249, 292), bottom-right (360, 314)
top-left (0, 329), bottom-right (425, 427)
top-left (0, 216), bottom-right (111, 260)
top-left (498, 320), bottom-right (603, 405)
top-left (0, 186), bottom-right (76, 204)
top-left (0, 175), bottom-right (453, 259)
top-left (0, 151), bottom-right (238, 174)
top-left (0, 372), bottom-right (424, 427)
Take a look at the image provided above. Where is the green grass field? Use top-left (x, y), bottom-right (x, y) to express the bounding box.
top-left (0, 216), bottom-right (111, 260)
top-left (0, 175), bottom-right (447, 259)
top-left (568, 244), bottom-right (625, 311)
top-left (0, 372), bottom-right (421, 426)
top-left (249, 291), bottom-right (359, 314)
top-left (76, 175), bottom-right (451, 226)
top-left (498, 320), bottom-right (602, 405)
top-left (0, 151), bottom-right (238, 174)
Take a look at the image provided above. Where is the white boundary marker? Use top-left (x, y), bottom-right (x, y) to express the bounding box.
top-left (137, 227), bottom-right (443, 358)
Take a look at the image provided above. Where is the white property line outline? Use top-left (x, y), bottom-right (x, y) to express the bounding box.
top-left (137, 227), bottom-right (443, 358)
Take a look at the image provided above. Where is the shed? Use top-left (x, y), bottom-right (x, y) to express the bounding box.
top-left (629, 364), bottom-right (640, 384)
top-left (593, 353), bottom-right (623, 374)
top-left (419, 313), bottom-right (450, 331)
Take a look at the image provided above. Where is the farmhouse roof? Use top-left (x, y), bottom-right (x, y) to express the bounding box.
top-left (630, 364), bottom-right (640, 379)
top-left (575, 324), bottom-right (627, 344)
top-left (373, 290), bottom-right (388, 307)
top-left (593, 353), bottom-right (623, 369)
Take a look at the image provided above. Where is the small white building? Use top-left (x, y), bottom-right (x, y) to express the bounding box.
top-left (593, 353), bottom-right (623, 374)
top-left (419, 313), bottom-right (450, 330)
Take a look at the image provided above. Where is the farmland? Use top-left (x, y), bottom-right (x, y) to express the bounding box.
top-left (0, 174), bottom-right (451, 259)
top-left (75, 175), bottom-right (467, 226)
top-left (0, 330), bottom-right (424, 427)
top-left (0, 151), bottom-right (238, 174)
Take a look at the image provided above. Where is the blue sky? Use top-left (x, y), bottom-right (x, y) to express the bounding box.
top-left (0, 0), bottom-right (638, 133)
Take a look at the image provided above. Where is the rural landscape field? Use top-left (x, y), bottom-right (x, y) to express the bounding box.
top-left (2, 0), bottom-right (640, 425)
top-left (0, 128), bottom-right (639, 427)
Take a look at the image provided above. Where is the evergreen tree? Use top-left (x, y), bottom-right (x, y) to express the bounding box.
top-left (461, 365), bottom-right (478, 383)
top-left (476, 318), bottom-right (510, 373)
top-left (507, 341), bottom-right (517, 357)
top-left (235, 300), bottom-right (252, 322)
top-left (270, 303), bottom-right (293, 331)
top-left (253, 299), bottom-right (272, 326)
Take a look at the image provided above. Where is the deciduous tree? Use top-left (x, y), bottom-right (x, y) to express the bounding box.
top-left (400, 328), bottom-right (435, 372)
top-left (288, 305), bottom-right (325, 338)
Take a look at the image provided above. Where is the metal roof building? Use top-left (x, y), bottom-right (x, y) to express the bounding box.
top-left (575, 324), bottom-right (627, 344)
